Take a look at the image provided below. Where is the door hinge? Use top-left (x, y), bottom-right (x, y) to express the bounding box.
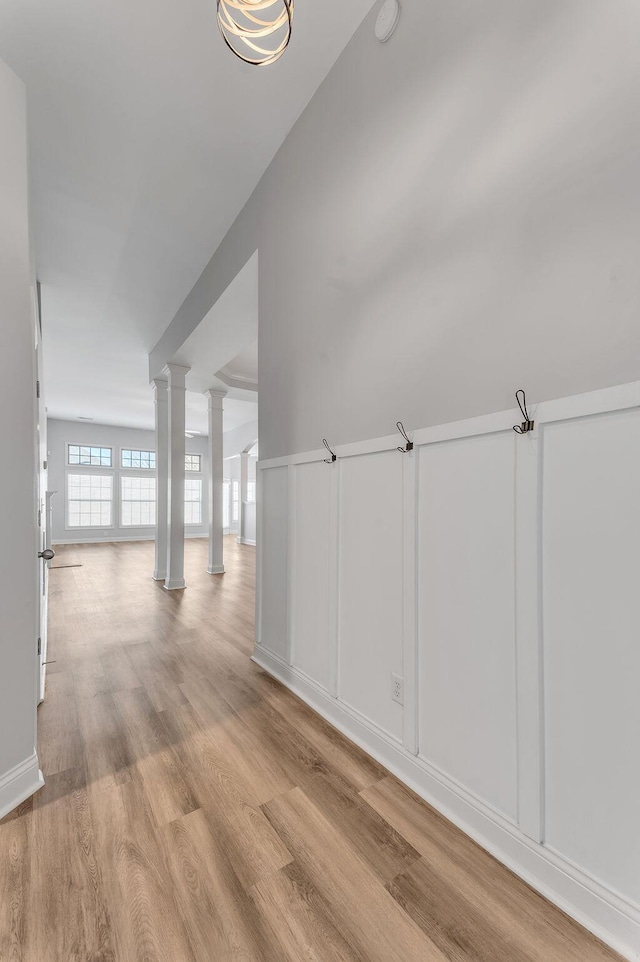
top-left (36, 380), bottom-right (40, 399)
top-left (37, 637), bottom-right (41, 656)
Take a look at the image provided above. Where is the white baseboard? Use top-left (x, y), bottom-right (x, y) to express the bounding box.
top-left (252, 647), bottom-right (640, 962)
top-left (207, 564), bottom-right (225, 575)
top-left (0, 752), bottom-right (44, 822)
top-left (53, 532), bottom-right (207, 546)
top-left (237, 538), bottom-right (257, 546)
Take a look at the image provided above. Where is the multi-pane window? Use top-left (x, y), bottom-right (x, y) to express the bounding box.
top-left (184, 479), bottom-right (203, 525)
top-left (223, 480), bottom-right (230, 529)
top-left (185, 454), bottom-right (201, 472)
top-left (122, 449), bottom-right (156, 470)
top-left (247, 480), bottom-right (256, 503)
top-left (67, 474), bottom-right (113, 527)
top-left (232, 480), bottom-right (240, 523)
top-left (68, 444), bottom-right (112, 467)
top-left (121, 476), bottom-right (156, 527)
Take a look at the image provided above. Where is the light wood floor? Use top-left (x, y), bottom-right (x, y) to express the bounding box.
top-left (0, 537), bottom-right (623, 962)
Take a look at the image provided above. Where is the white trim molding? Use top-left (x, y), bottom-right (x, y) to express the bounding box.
top-left (253, 649), bottom-right (640, 962)
top-left (255, 378), bottom-right (640, 962)
top-left (53, 532), bottom-right (207, 546)
top-left (0, 752), bottom-right (44, 822)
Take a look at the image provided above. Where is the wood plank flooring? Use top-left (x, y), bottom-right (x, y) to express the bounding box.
top-left (0, 537), bottom-right (623, 962)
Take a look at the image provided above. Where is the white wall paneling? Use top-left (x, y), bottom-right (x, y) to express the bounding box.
top-left (514, 426), bottom-right (544, 843)
top-left (338, 449), bottom-right (404, 742)
top-left (542, 406), bottom-right (640, 908)
top-left (258, 465), bottom-right (289, 660)
top-left (418, 429), bottom-right (519, 824)
top-left (327, 462), bottom-right (340, 699)
top-left (286, 464), bottom-right (296, 666)
top-left (401, 451), bottom-right (418, 756)
top-left (290, 460), bottom-right (333, 690)
top-left (255, 379), bottom-right (640, 962)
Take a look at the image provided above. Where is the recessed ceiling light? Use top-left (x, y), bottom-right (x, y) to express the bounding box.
top-left (78, 416), bottom-right (94, 420)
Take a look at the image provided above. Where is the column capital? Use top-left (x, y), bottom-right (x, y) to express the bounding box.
top-left (152, 377), bottom-right (168, 397)
top-left (205, 388), bottom-right (227, 408)
top-left (163, 363), bottom-right (191, 387)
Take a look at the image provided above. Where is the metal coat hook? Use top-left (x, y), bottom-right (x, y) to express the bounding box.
top-left (322, 439), bottom-right (337, 463)
top-left (396, 421), bottom-right (414, 453)
top-left (513, 390), bottom-right (535, 434)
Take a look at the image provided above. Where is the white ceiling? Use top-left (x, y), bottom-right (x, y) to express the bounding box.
top-left (173, 250), bottom-right (259, 400)
top-left (225, 342), bottom-right (258, 384)
top-left (185, 394), bottom-right (258, 436)
top-left (174, 250), bottom-right (260, 434)
top-left (0, 0), bottom-right (376, 434)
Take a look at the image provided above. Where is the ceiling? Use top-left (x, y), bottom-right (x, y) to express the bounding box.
top-left (174, 250), bottom-right (259, 435)
top-left (0, 0), bottom-right (376, 434)
top-left (174, 251), bottom-right (259, 398)
top-left (220, 342), bottom-right (258, 388)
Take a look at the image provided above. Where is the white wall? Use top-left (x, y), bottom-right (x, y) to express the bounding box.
top-left (0, 57), bottom-right (43, 818)
top-left (255, 380), bottom-right (640, 962)
top-left (47, 418), bottom-right (208, 543)
top-left (224, 455), bottom-right (240, 534)
top-left (149, 3), bottom-right (640, 956)
top-left (223, 418), bottom-right (258, 460)
top-left (151, 0), bottom-right (640, 463)
top-left (223, 453), bottom-right (258, 538)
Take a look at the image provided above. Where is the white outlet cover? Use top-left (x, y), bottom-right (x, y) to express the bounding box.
top-left (375, 0), bottom-right (400, 43)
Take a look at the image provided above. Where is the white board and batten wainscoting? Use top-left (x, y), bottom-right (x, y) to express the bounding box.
top-left (253, 379), bottom-right (640, 962)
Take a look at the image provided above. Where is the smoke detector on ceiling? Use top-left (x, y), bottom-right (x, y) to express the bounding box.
top-left (375, 0), bottom-right (400, 43)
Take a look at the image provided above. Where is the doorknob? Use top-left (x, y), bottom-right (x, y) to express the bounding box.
top-left (38, 548), bottom-right (55, 561)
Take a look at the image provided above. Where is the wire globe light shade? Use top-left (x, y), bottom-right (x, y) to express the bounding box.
top-left (217, 0), bottom-right (294, 66)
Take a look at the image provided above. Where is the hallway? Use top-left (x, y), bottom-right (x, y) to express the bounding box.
top-left (0, 538), bottom-right (622, 962)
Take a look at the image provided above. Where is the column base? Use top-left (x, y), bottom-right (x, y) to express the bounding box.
top-left (164, 579), bottom-right (186, 591)
top-left (207, 565), bottom-right (225, 575)
top-left (152, 571), bottom-right (166, 582)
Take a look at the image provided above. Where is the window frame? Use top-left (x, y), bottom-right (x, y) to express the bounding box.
top-left (66, 442), bottom-right (113, 468)
top-left (120, 474), bottom-right (157, 528)
top-left (232, 480), bottom-right (240, 523)
top-left (223, 478), bottom-right (231, 531)
top-left (185, 453), bottom-right (202, 473)
top-left (120, 448), bottom-right (157, 471)
top-left (63, 439), bottom-right (207, 534)
top-left (65, 470), bottom-right (115, 530)
top-left (184, 477), bottom-right (203, 526)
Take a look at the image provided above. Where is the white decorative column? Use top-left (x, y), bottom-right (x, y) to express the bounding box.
top-left (206, 389), bottom-right (226, 574)
top-left (238, 451), bottom-right (249, 544)
top-left (164, 363), bottom-right (190, 590)
top-left (152, 377), bottom-right (168, 581)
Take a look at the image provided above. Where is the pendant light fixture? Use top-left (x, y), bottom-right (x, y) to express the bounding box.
top-left (217, 0), bottom-right (294, 67)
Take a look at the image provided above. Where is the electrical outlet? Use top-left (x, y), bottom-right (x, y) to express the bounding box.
top-left (392, 674), bottom-right (404, 705)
